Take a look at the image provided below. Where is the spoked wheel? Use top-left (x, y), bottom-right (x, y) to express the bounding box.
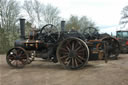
top-left (40, 24), bottom-right (60, 43)
top-left (6, 47), bottom-right (28, 68)
top-left (56, 37), bottom-right (89, 69)
top-left (102, 37), bottom-right (120, 60)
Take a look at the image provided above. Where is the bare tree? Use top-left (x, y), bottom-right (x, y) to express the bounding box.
top-left (79, 16), bottom-right (97, 33)
top-left (23, 0), bottom-right (44, 28)
top-left (0, 0), bottom-right (20, 30)
top-left (66, 15), bottom-right (80, 31)
top-left (33, 0), bottom-right (42, 22)
top-left (23, 0), bottom-right (60, 28)
top-left (66, 15), bottom-right (98, 33)
top-left (43, 4), bottom-right (60, 26)
top-left (0, 0), bottom-right (20, 53)
top-left (23, 0), bottom-right (36, 25)
top-left (120, 5), bottom-right (128, 28)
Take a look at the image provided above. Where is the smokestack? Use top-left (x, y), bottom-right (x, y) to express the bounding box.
top-left (20, 19), bottom-right (25, 39)
top-left (61, 21), bottom-right (65, 31)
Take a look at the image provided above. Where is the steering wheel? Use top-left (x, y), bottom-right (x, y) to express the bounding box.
top-left (40, 24), bottom-right (60, 43)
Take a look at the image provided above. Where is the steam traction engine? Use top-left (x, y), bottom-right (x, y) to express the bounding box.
top-left (6, 19), bottom-right (120, 69)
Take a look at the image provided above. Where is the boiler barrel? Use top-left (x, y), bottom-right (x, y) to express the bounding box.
top-left (15, 39), bottom-right (46, 50)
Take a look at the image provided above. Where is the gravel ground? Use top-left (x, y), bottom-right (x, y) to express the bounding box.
top-left (0, 54), bottom-right (128, 85)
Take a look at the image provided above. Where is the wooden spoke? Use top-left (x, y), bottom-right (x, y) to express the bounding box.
top-left (65, 57), bottom-right (70, 63)
top-left (77, 55), bottom-right (85, 61)
top-left (11, 60), bottom-right (16, 66)
top-left (71, 58), bottom-right (75, 68)
top-left (78, 48), bottom-right (85, 52)
top-left (66, 60), bottom-right (70, 66)
top-left (75, 46), bottom-right (81, 51)
top-left (60, 48), bottom-right (68, 52)
top-left (74, 41), bottom-right (80, 49)
top-left (77, 52), bottom-right (84, 55)
top-left (66, 46), bottom-right (70, 52)
top-left (64, 57), bottom-right (70, 65)
top-left (75, 57), bottom-right (83, 64)
top-left (74, 58), bottom-right (78, 67)
top-left (66, 40), bottom-right (72, 49)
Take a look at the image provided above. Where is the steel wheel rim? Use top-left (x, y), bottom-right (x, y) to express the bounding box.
top-left (57, 37), bottom-right (89, 69)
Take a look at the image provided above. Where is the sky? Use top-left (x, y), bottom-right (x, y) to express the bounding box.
top-left (18, 0), bottom-right (128, 35)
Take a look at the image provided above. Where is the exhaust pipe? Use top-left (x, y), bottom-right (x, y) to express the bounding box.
top-left (61, 21), bottom-right (65, 31)
top-left (20, 19), bottom-right (25, 39)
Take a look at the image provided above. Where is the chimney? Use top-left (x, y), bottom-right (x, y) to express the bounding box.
top-left (20, 19), bottom-right (25, 39)
top-left (61, 21), bottom-right (65, 31)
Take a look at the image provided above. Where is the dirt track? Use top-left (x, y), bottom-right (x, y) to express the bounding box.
top-left (0, 54), bottom-right (128, 85)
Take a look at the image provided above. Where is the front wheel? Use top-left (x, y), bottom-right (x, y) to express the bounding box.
top-left (6, 47), bottom-right (28, 68)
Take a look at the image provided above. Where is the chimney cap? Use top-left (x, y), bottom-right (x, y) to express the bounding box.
top-left (19, 18), bottom-right (25, 20)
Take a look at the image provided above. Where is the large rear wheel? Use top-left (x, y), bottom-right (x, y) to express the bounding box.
top-left (56, 37), bottom-right (89, 69)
